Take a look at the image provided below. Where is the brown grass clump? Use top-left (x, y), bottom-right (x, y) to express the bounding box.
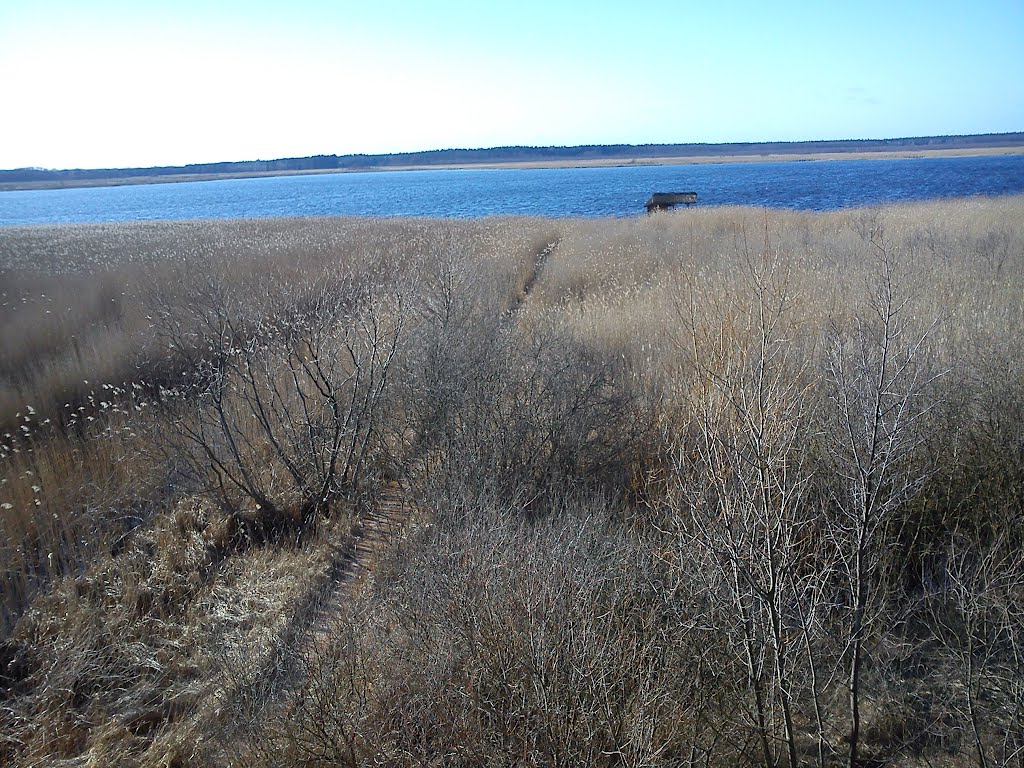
top-left (1, 496), bottom-right (338, 766)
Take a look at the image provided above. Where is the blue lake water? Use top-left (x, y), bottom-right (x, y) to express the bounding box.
top-left (1, 154), bottom-right (1022, 226)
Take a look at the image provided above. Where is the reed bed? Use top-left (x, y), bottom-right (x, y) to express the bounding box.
top-left (1, 198), bottom-right (1023, 767)
top-left (0, 215), bottom-right (557, 635)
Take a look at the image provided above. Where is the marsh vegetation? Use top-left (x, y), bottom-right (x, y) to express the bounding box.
top-left (1, 198), bottom-right (1023, 766)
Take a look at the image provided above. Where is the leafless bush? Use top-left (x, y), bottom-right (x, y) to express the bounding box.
top-left (664, 238), bottom-right (824, 767)
top-left (150, 267), bottom-right (405, 538)
top-left (412, 316), bottom-right (647, 510)
top-left (231, 493), bottom-right (681, 767)
top-left (922, 533), bottom-right (1024, 767)
top-left (821, 236), bottom-right (947, 768)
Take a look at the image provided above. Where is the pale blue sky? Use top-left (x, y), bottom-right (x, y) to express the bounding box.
top-left (1, 0), bottom-right (1021, 169)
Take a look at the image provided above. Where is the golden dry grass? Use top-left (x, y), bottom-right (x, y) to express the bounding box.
top-left (0, 215), bottom-right (557, 636)
top-left (525, 197), bottom-right (1024, 369)
top-left (1, 197), bottom-right (1023, 766)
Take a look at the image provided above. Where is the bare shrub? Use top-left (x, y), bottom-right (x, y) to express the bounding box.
top-left (233, 494), bottom-right (680, 767)
top-left (663, 237), bottom-right (824, 767)
top-left (411, 314), bottom-right (646, 509)
top-left (821, 236), bottom-right (946, 768)
top-left (923, 533), bottom-right (1024, 767)
top-left (150, 268), bottom-right (405, 538)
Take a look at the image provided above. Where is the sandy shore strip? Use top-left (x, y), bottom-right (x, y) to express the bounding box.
top-left (2, 145), bottom-right (1022, 192)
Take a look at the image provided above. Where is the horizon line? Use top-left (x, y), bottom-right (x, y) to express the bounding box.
top-left (6, 131), bottom-right (1023, 174)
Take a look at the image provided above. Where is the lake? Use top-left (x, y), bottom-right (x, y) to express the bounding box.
top-left (1, 154), bottom-right (1023, 226)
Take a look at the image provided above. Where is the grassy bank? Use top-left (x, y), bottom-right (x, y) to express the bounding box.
top-left (1, 198), bottom-right (1023, 766)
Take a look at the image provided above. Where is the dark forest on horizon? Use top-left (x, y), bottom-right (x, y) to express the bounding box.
top-left (4, 132), bottom-right (1023, 183)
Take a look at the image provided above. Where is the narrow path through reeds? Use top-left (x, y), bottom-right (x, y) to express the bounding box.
top-left (264, 235), bottom-right (561, 721)
top-left (302, 474), bottom-right (417, 654)
top-left (509, 238), bottom-right (560, 314)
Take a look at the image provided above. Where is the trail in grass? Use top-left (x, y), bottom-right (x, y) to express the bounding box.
top-left (509, 238), bottom-right (560, 314)
top-left (211, 474), bottom-right (419, 743)
top-left (279, 236), bottom-right (560, 703)
top-left (269, 473), bottom-right (417, 701)
top-left (303, 475), bottom-right (416, 651)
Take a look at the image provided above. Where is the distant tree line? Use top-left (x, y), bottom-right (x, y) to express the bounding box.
top-left (3, 132), bottom-right (1022, 183)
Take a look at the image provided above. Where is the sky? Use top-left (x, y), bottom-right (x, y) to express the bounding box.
top-left (0, 0), bottom-right (1022, 170)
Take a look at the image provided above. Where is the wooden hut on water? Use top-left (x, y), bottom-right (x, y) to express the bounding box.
top-left (645, 192), bottom-right (697, 213)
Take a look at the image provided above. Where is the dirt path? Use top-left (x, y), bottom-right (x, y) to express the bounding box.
top-left (263, 237), bottom-right (559, 714)
top-left (509, 238), bottom-right (560, 314)
top-left (302, 476), bottom-right (416, 652)
top-left (219, 474), bottom-right (418, 726)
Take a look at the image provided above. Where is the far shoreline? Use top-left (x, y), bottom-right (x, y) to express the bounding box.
top-left (2, 145), bottom-right (1022, 193)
